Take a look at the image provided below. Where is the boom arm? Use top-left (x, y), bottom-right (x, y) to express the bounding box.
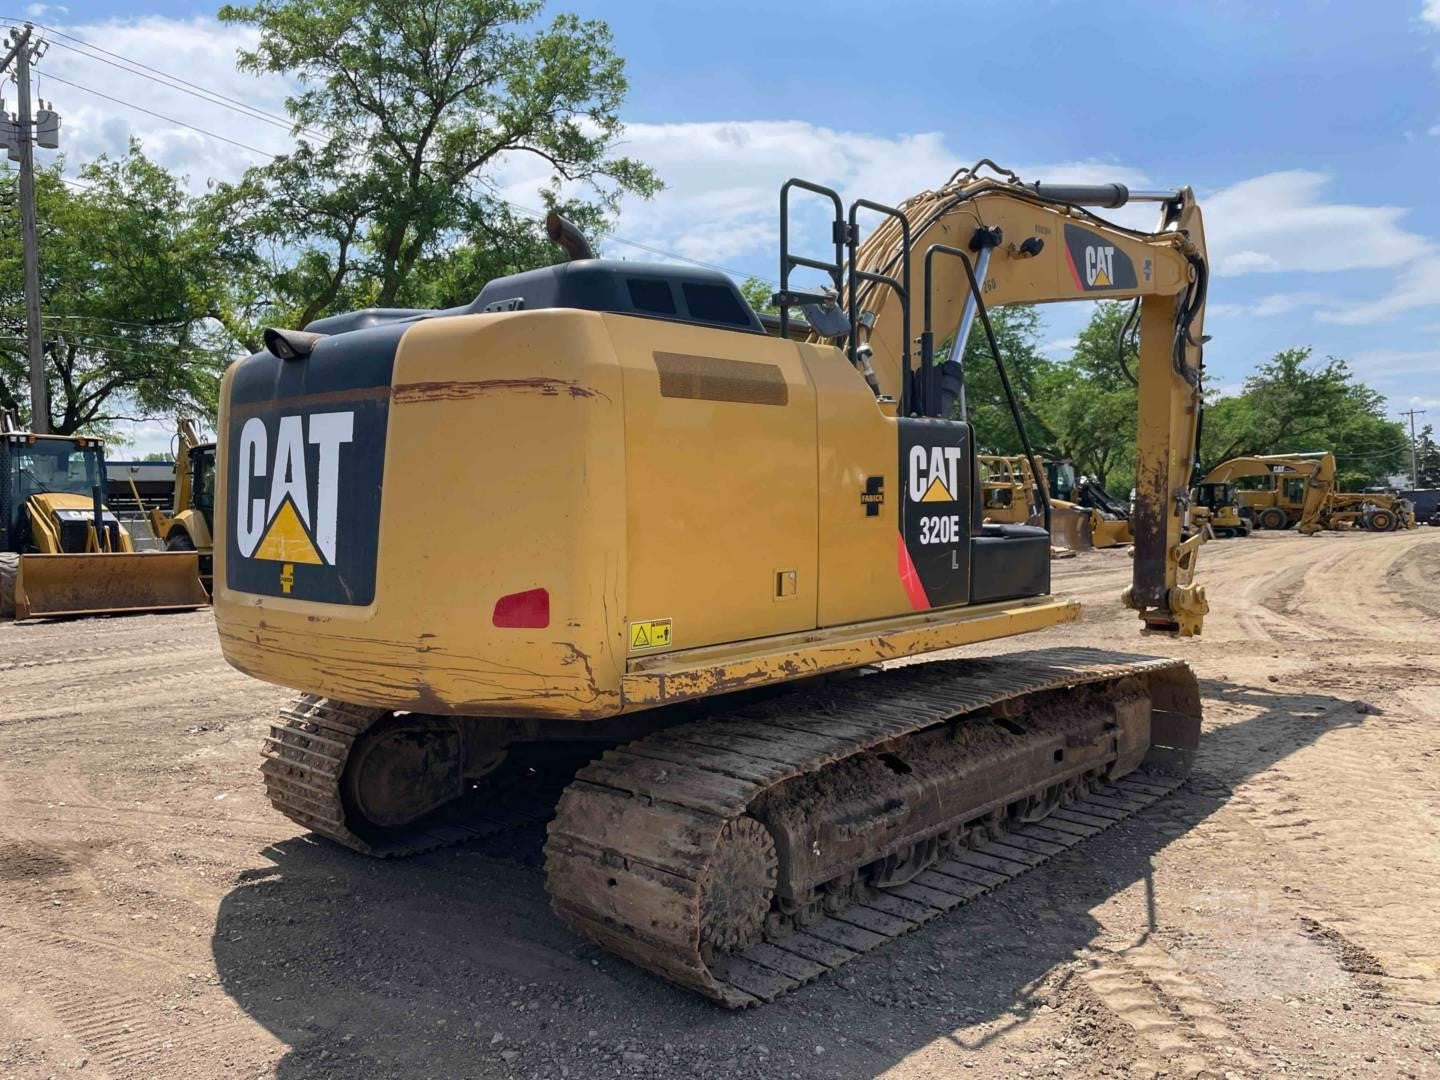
top-left (839, 167), bottom-right (1210, 634)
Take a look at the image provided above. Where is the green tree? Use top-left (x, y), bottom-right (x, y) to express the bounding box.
top-left (1414, 424), bottom-right (1440, 489)
top-left (1041, 302), bottom-right (1139, 492)
top-left (953, 304), bottom-right (1058, 454)
top-left (738, 276), bottom-right (775, 313)
top-left (0, 147), bottom-right (238, 434)
top-left (1198, 347), bottom-right (1407, 488)
top-left (212, 0), bottom-right (661, 345)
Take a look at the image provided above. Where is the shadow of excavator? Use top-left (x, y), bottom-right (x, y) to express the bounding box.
top-left (212, 677), bottom-right (1369, 1078)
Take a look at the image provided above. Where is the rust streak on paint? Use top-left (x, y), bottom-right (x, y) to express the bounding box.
top-left (394, 378), bottom-right (607, 404)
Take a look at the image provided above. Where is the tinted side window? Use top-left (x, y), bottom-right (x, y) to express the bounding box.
top-left (627, 278), bottom-right (677, 315)
top-left (682, 282), bottom-right (749, 327)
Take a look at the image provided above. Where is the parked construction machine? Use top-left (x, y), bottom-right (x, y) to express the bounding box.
top-left (1046, 461), bottom-right (1134, 548)
top-left (976, 454), bottom-right (1131, 550)
top-left (0, 416), bottom-right (210, 619)
top-left (1190, 480), bottom-right (1251, 538)
top-left (143, 418), bottom-right (216, 591)
top-left (213, 164), bottom-right (1211, 1004)
top-left (1205, 452), bottom-right (1410, 533)
top-left (977, 454), bottom-right (1039, 525)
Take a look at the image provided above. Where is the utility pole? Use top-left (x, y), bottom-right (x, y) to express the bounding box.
top-left (1400, 408), bottom-right (1426, 489)
top-left (0, 23), bottom-right (48, 433)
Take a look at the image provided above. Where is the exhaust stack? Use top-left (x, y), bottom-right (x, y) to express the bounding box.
top-left (545, 212), bottom-right (595, 261)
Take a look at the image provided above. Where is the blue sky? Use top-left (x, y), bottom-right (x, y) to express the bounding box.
top-left (22, 0), bottom-right (1440, 451)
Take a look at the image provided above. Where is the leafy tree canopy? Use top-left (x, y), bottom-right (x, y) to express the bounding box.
top-left (211, 0), bottom-right (661, 347)
top-left (0, 146), bottom-right (238, 436)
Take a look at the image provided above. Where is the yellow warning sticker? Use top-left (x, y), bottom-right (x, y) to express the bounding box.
top-left (629, 618), bottom-right (673, 650)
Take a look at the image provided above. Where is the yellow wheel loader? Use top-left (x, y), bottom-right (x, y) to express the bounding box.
top-left (0, 421), bottom-right (210, 620)
top-left (144, 418), bottom-right (216, 592)
top-left (215, 165), bottom-right (1212, 1005)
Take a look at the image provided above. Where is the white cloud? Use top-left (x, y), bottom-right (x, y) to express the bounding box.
top-left (1424, 0), bottom-right (1440, 28)
top-left (39, 13), bottom-right (1440, 344)
top-left (1203, 171), bottom-right (1432, 276)
top-left (1317, 256), bottom-right (1440, 324)
top-left (26, 4), bottom-right (69, 16)
top-left (46, 15), bottom-right (289, 193)
top-left (1208, 291), bottom-right (1333, 320)
top-left (1041, 338), bottom-right (1079, 354)
top-left (1348, 348), bottom-right (1440, 386)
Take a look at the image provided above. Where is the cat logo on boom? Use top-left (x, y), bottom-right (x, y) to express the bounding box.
top-left (1063, 223), bottom-right (1137, 291)
top-left (1085, 245), bottom-right (1116, 287)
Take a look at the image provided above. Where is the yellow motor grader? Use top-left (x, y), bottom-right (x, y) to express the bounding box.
top-left (0, 418), bottom-right (209, 620)
top-left (213, 165), bottom-right (1211, 1005)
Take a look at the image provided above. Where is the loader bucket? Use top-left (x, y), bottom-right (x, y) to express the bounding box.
top-left (1047, 506), bottom-right (1095, 551)
top-left (14, 552), bottom-right (209, 620)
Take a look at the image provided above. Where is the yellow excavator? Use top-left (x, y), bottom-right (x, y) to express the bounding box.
top-left (0, 415), bottom-right (210, 619)
top-left (213, 163), bottom-right (1210, 1005)
top-left (143, 418), bottom-right (217, 591)
top-left (1206, 452), bottom-right (1332, 532)
top-left (1204, 452), bottom-right (1410, 533)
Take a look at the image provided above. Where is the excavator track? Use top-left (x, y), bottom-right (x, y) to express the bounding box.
top-left (544, 648), bottom-right (1200, 1006)
top-left (261, 695), bottom-right (550, 857)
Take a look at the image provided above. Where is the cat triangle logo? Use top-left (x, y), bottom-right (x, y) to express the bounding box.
top-left (254, 496), bottom-right (324, 564)
top-left (920, 476), bottom-right (954, 503)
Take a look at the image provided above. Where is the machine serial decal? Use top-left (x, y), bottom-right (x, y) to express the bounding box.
top-left (1062, 224), bottom-right (1138, 292)
top-left (629, 618), bottom-right (673, 650)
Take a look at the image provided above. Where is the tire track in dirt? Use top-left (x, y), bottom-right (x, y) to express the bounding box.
top-left (1081, 940), bottom-right (1263, 1077)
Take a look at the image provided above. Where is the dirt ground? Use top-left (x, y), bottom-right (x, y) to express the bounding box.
top-left (2, 529), bottom-right (1439, 1080)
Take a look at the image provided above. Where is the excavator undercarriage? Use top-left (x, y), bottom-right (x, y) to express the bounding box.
top-left (262, 648), bottom-right (1199, 1004)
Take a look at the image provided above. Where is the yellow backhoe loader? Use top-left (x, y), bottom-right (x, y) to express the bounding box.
top-left (0, 417), bottom-right (210, 620)
top-left (143, 418), bottom-right (216, 591)
top-left (1190, 479), bottom-right (1251, 538)
top-left (977, 454), bottom-right (1038, 525)
top-left (214, 164), bottom-right (1210, 1005)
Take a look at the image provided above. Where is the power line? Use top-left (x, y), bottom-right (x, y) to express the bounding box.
top-left (42, 38), bottom-right (301, 135)
top-left (41, 72), bottom-right (278, 158)
top-left (10, 21), bottom-right (779, 286)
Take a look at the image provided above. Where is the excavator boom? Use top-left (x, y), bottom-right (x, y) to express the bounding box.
top-left (843, 165), bottom-right (1208, 632)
